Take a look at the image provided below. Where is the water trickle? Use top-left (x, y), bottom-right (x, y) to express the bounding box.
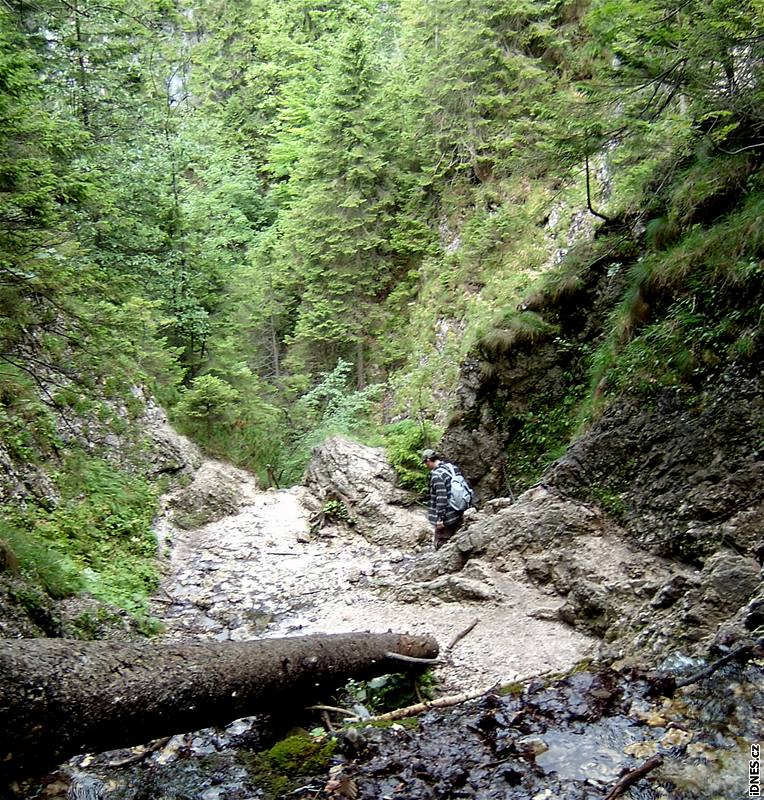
top-left (66, 775), bottom-right (106, 800)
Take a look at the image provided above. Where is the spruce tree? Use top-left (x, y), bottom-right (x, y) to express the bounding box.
top-left (278, 19), bottom-right (395, 386)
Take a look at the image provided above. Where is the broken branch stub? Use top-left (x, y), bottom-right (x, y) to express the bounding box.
top-left (0, 631), bottom-right (438, 778)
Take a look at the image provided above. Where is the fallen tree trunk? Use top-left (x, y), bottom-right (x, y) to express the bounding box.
top-left (0, 632), bottom-right (438, 778)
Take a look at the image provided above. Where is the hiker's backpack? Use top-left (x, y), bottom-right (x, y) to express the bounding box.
top-left (442, 463), bottom-right (473, 511)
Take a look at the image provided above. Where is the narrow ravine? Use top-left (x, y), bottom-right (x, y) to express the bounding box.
top-left (151, 458), bottom-right (595, 695)
top-left (50, 453), bottom-right (762, 800)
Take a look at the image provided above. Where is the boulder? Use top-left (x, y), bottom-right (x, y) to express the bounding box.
top-left (163, 460), bottom-right (258, 530)
top-left (132, 390), bottom-right (202, 479)
top-left (699, 550), bottom-right (761, 609)
top-left (301, 436), bottom-right (430, 548)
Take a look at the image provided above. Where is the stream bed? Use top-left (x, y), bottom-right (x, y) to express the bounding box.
top-left (55, 654), bottom-right (764, 800)
top-left (15, 466), bottom-right (764, 799)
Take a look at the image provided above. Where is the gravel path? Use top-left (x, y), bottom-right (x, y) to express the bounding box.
top-left (151, 465), bottom-right (596, 694)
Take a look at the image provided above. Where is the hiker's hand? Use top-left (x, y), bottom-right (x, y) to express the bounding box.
top-left (435, 521), bottom-right (444, 530)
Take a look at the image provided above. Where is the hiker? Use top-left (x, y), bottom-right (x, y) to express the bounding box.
top-left (422, 448), bottom-right (472, 550)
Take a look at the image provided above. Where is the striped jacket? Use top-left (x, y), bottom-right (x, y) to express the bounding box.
top-left (427, 461), bottom-right (466, 527)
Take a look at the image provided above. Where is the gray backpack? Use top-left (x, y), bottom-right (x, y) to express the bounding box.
top-left (442, 464), bottom-right (473, 511)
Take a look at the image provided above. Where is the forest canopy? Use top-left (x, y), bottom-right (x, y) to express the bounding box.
top-left (1, 0), bottom-right (762, 622)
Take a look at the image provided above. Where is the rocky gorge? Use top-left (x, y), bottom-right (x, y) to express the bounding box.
top-left (4, 373), bottom-right (762, 798)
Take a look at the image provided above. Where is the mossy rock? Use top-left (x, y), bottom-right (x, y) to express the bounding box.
top-left (240, 734), bottom-right (337, 797)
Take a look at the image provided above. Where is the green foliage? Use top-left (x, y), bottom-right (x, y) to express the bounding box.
top-left (383, 419), bottom-right (443, 496)
top-left (241, 734), bottom-right (337, 797)
top-left (667, 155), bottom-right (754, 232)
top-left (273, 18), bottom-right (400, 382)
top-left (68, 606), bottom-right (130, 641)
top-left (263, 735), bottom-right (336, 775)
top-left (320, 499), bottom-right (355, 526)
top-left (587, 0), bottom-right (764, 144)
top-left (0, 372), bottom-right (60, 464)
top-left (0, 519), bottom-right (83, 600)
top-left (5, 455), bottom-right (160, 625)
top-left (277, 360), bottom-right (383, 485)
top-left (173, 359), bottom-right (384, 487)
top-left (588, 185), bottom-right (764, 404)
top-left (2, 0), bottom-right (763, 631)
top-left (529, 234), bottom-right (636, 309)
top-left (588, 487), bottom-right (628, 522)
top-left (176, 375), bottom-right (240, 427)
top-left (505, 378), bottom-right (587, 493)
top-left (343, 670), bottom-right (436, 715)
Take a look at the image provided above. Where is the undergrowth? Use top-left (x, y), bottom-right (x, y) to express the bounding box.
top-left (342, 670), bottom-right (437, 716)
top-left (1, 453), bottom-right (161, 631)
top-left (589, 187), bottom-right (764, 402)
top-left (504, 377), bottom-right (587, 494)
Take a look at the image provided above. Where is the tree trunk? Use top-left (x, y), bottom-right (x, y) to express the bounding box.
top-left (0, 632), bottom-right (438, 778)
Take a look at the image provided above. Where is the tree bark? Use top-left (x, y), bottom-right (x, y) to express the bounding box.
top-left (0, 632), bottom-right (438, 778)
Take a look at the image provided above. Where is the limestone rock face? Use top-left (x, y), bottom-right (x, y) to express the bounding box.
top-left (434, 340), bottom-right (763, 662)
top-left (440, 345), bottom-right (570, 502)
top-left (0, 443), bottom-right (58, 506)
top-left (302, 436), bottom-right (430, 548)
top-left (163, 460), bottom-right (258, 530)
top-left (546, 369), bottom-right (764, 561)
top-left (136, 393), bottom-right (202, 479)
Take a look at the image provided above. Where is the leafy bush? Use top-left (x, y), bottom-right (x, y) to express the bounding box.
top-left (343, 670), bottom-right (436, 715)
top-left (383, 418), bottom-right (443, 496)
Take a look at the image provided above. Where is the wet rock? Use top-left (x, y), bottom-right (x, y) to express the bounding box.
top-left (400, 557), bottom-right (501, 602)
top-left (651, 573), bottom-right (697, 609)
top-left (418, 487), bottom-right (615, 575)
top-left (546, 369), bottom-right (764, 562)
top-left (744, 597), bottom-right (764, 631)
top-left (700, 550), bottom-right (761, 608)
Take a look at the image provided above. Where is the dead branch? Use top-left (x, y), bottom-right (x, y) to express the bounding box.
top-left (604, 755), bottom-right (663, 800)
top-left (383, 651), bottom-right (440, 665)
top-left (305, 705), bottom-right (359, 718)
top-left (445, 618), bottom-right (480, 653)
top-left (356, 684), bottom-right (500, 724)
top-left (673, 639), bottom-right (762, 691)
top-left (585, 154), bottom-right (610, 222)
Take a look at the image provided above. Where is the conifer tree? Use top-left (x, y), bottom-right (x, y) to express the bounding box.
top-left (277, 18), bottom-right (396, 387)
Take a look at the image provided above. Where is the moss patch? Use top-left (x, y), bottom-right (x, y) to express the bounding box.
top-left (240, 734), bottom-right (337, 797)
